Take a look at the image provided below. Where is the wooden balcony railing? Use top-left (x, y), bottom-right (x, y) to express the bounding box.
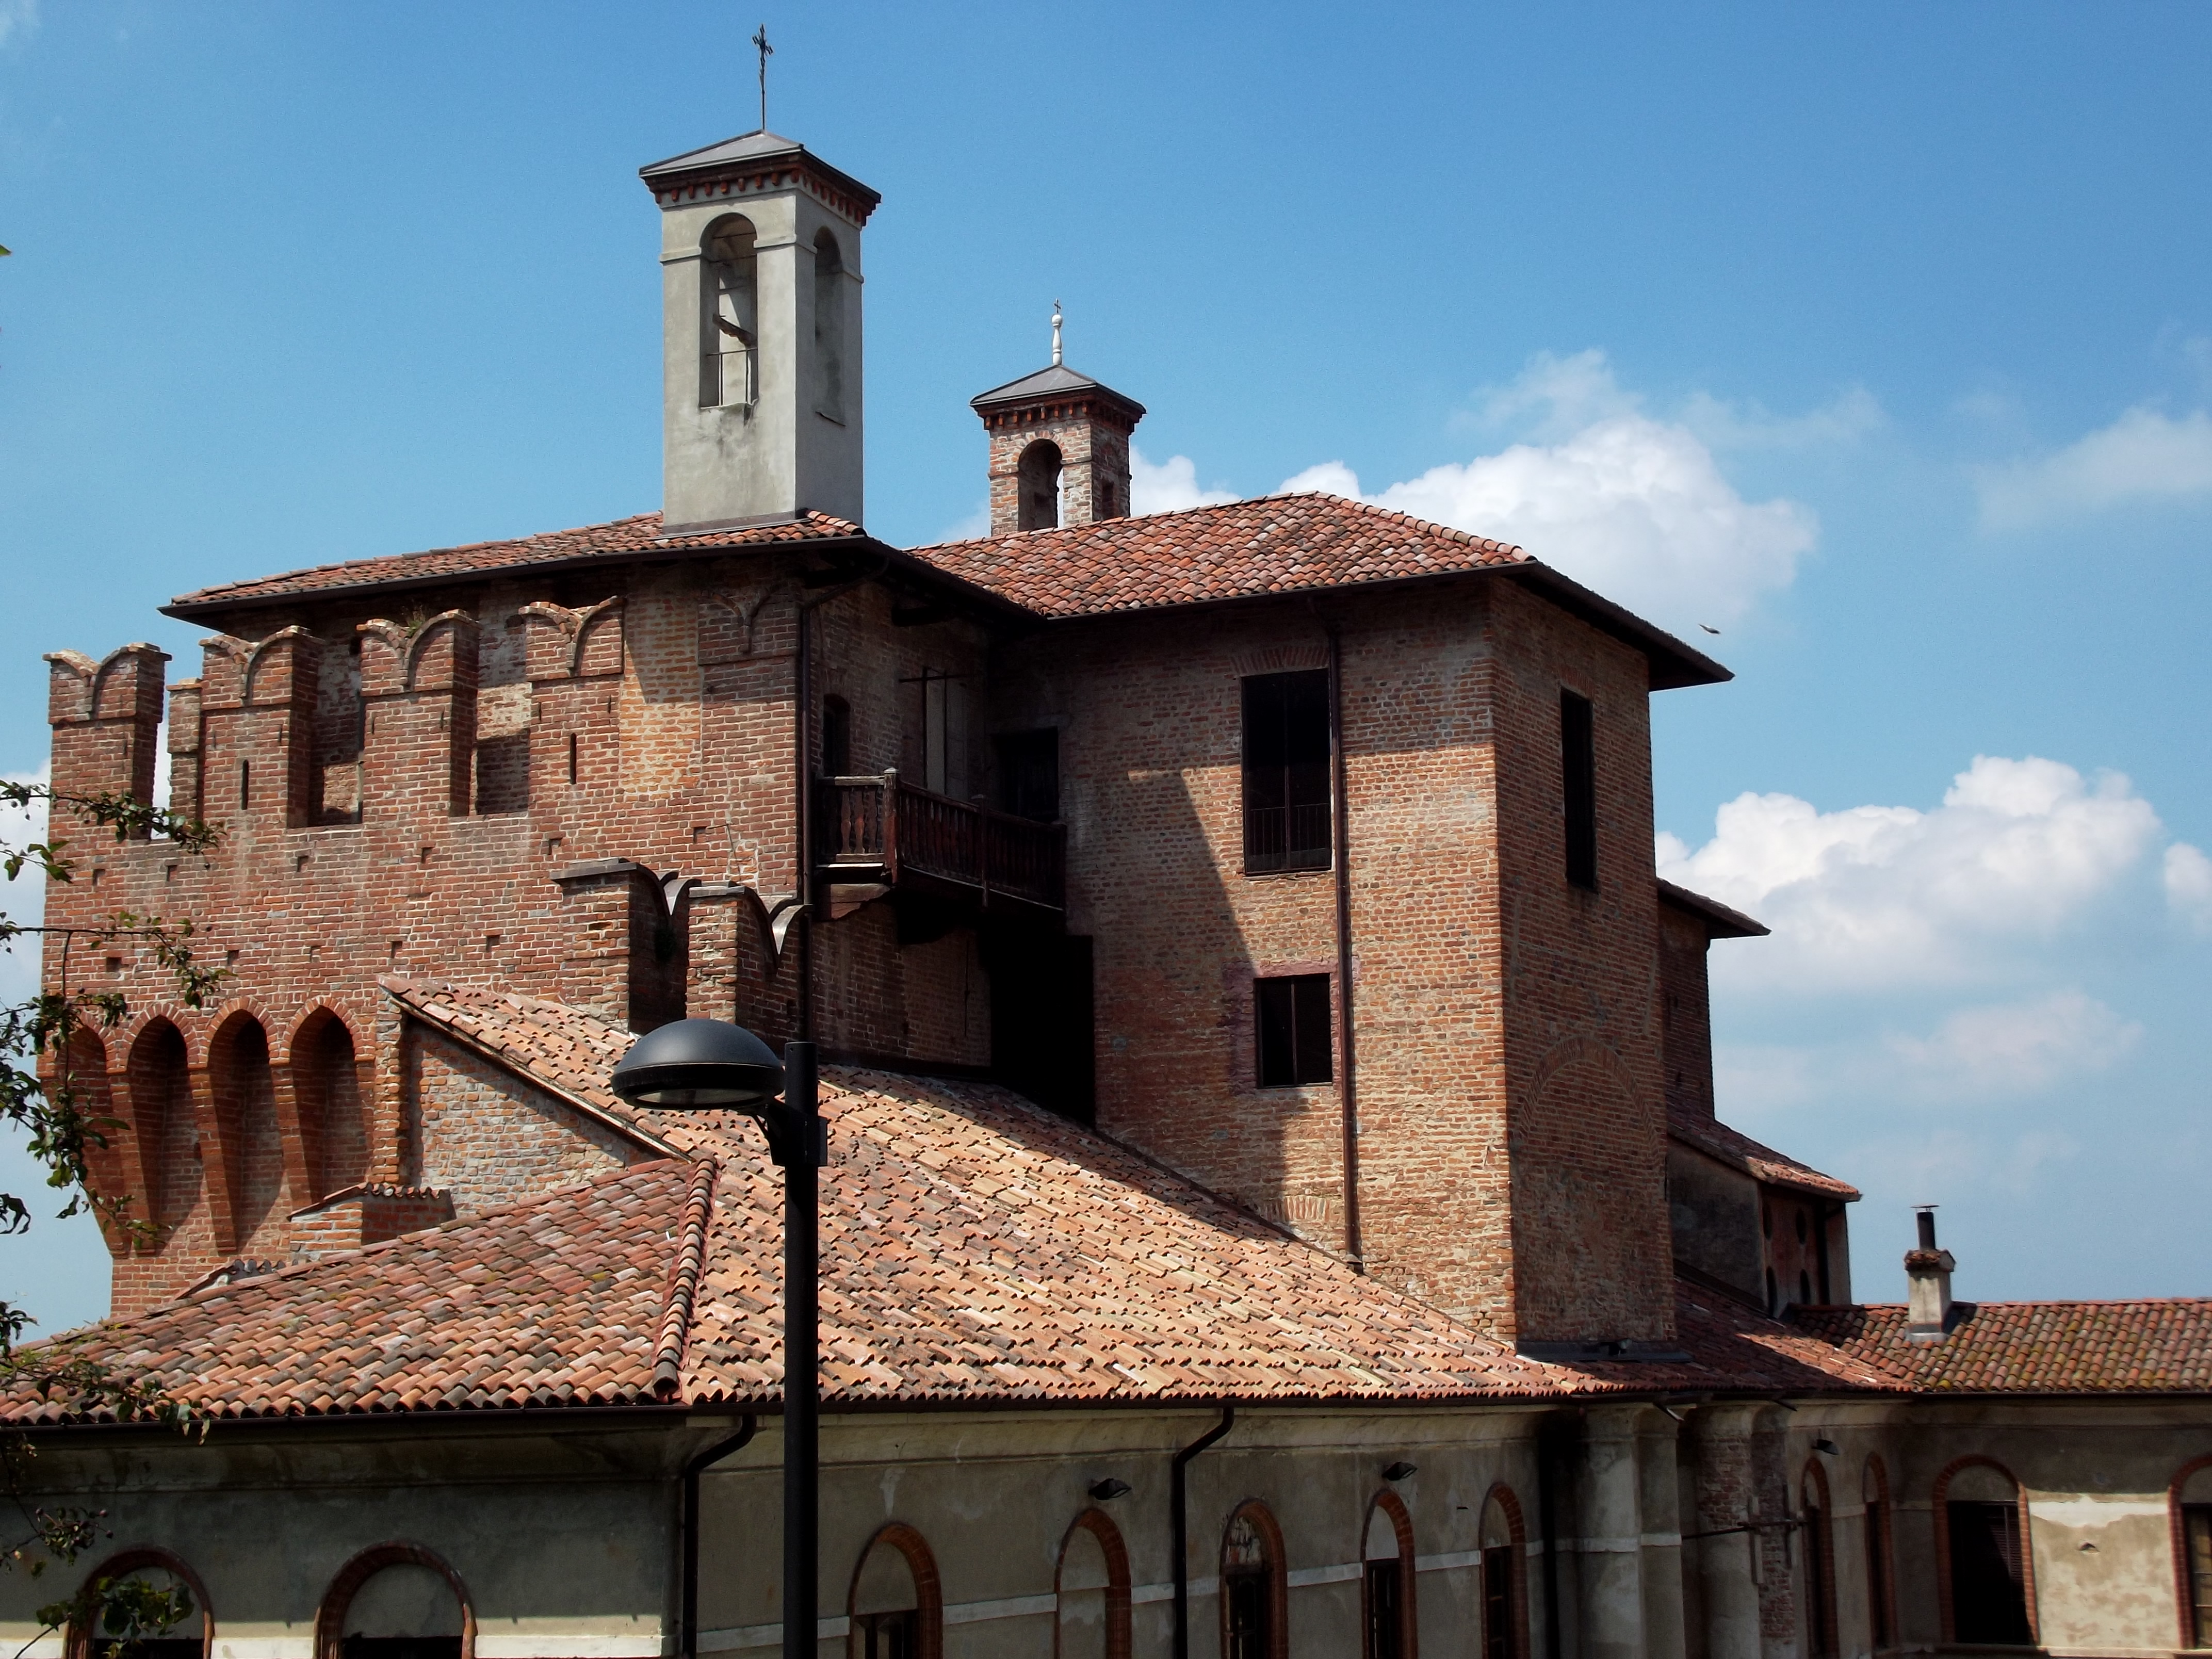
top-left (816, 770), bottom-right (1065, 913)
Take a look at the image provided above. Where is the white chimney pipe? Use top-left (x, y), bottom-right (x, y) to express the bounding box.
top-left (1904, 1206), bottom-right (1956, 1343)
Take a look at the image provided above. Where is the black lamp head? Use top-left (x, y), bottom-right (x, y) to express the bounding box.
top-left (1812, 1438), bottom-right (1841, 1457)
top-left (610, 1018), bottom-right (785, 1111)
top-left (1382, 1460), bottom-right (1418, 1482)
top-left (1087, 1477), bottom-right (1132, 1502)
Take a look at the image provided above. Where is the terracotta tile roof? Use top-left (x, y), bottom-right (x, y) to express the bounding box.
top-left (162, 511), bottom-right (862, 616)
top-left (1790, 1300), bottom-right (2212, 1395)
top-left (909, 493), bottom-right (1528, 619)
top-left (4, 982), bottom-right (1930, 1423)
top-left (1668, 1107), bottom-right (1861, 1201)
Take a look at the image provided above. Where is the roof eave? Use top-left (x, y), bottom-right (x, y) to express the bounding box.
top-left (1657, 879), bottom-right (1770, 938)
top-left (1501, 562), bottom-right (1731, 691)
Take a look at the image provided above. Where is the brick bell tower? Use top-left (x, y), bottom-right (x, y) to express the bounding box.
top-left (972, 306), bottom-right (1146, 536)
top-left (640, 128), bottom-right (881, 532)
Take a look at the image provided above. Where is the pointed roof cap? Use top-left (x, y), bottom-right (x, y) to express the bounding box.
top-left (638, 129), bottom-right (880, 221)
top-left (971, 363), bottom-right (1146, 426)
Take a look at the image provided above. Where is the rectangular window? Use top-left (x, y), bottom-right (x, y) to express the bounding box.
top-left (1256, 973), bottom-right (1332, 1087)
top-left (1482, 1546), bottom-right (1516, 1659)
top-left (1242, 669), bottom-right (1331, 873)
top-left (1865, 1501), bottom-right (1893, 1649)
top-left (994, 728), bottom-right (1060, 822)
top-left (1364, 1559), bottom-right (1402, 1659)
top-left (1947, 1500), bottom-right (2032, 1646)
top-left (853, 1611), bottom-right (917, 1659)
top-left (2186, 1505), bottom-right (2212, 1650)
top-left (821, 696), bottom-right (852, 777)
top-left (1560, 689), bottom-right (1597, 890)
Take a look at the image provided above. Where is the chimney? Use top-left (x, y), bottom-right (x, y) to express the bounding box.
top-left (1904, 1206), bottom-right (1957, 1343)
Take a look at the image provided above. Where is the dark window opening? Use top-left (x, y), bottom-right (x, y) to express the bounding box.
top-left (1482, 1546), bottom-right (1516, 1659)
top-left (1243, 669), bottom-right (1331, 873)
top-left (987, 932), bottom-right (1094, 1125)
top-left (822, 695), bottom-right (853, 777)
top-left (853, 1611), bottom-right (918, 1659)
top-left (1018, 440), bottom-right (1062, 532)
top-left (1803, 1502), bottom-right (1833, 1659)
top-left (2184, 1505), bottom-right (2212, 1650)
top-left (1225, 1571), bottom-right (1269, 1659)
top-left (993, 728), bottom-right (1060, 822)
top-left (1256, 973), bottom-right (1332, 1087)
top-left (1561, 689), bottom-right (1596, 889)
top-left (126, 1642), bottom-right (201, 1659)
top-left (1765, 1267), bottom-right (1778, 1314)
top-left (1865, 1501), bottom-right (1893, 1649)
top-left (1948, 1500), bottom-right (2032, 1646)
top-left (1799, 1270), bottom-right (1814, 1305)
top-left (1364, 1559), bottom-right (1403, 1659)
top-left (238, 758), bottom-right (251, 810)
top-left (567, 733), bottom-right (579, 786)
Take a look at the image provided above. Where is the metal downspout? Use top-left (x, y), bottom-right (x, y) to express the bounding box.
top-left (1172, 1405), bottom-right (1235, 1659)
top-left (679, 1416), bottom-right (758, 1659)
top-left (1325, 622), bottom-right (1363, 1270)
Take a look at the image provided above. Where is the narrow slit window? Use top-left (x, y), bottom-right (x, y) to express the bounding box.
top-left (567, 733), bottom-right (579, 786)
top-left (1560, 689), bottom-right (1597, 890)
top-left (238, 758), bottom-right (251, 809)
top-left (1242, 669), bottom-right (1331, 873)
top-left (1255, 973), bottom-right (1332, 1087)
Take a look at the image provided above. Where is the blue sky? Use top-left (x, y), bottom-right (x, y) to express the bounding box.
top-left (4, 1), bottom-right (2209, 1333)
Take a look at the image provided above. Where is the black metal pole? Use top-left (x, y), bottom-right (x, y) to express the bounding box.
top-left (782, 1041), bottom-right (821, 1659)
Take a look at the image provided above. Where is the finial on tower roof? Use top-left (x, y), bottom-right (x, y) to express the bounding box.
top-left (1051, 301), bottom-right (1063, 368)
top-left (752, 24), bottom-right (773, 133)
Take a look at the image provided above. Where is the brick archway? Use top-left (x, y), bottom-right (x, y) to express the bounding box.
top-left (1362, 1488), bottom-right (1418, 1659)
top-left (2167, 1452), bottom-right (2212, 1650)
top-left (1054, 1507), bottom-right (1131, 1659)
top-left (62, 1546), bottom-right (213, 1659)
top-left (314, 1542), bottom-right (475, 1659)
top-left (1219, 1500), bottom-right (1289, 1659)
top-left (1930, 1455), bottom-right (2038, 1647)
top-left (1479, 1483), bottom-right (1530, 1659)
top-left (848, 1521), bottom-right (942, 1659)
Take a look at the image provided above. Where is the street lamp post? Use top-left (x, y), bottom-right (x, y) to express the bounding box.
top-left (611, 1021), bottom-right (825, 1659)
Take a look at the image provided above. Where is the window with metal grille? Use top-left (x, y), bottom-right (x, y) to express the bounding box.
top-left (1560, 689), bottom-right (1596, 889)
top-left (1242, 670), bottom-right (1331, 873)
top-left (1948, 1500), bottom-right (2032, 1646)
top-left (1256, 974), bottom-right (1332, 1087)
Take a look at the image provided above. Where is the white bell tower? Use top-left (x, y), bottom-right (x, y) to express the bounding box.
top-left (640, 131), bottom-right (878, 532)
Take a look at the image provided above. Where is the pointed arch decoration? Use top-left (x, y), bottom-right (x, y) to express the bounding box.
top-left (1362, 1487), bottom-right (1418, 1659)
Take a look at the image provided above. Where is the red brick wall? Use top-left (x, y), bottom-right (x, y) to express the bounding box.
top-left (1658, 902), bottom-right (1716, 1121)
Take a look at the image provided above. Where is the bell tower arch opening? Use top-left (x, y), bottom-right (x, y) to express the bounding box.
top-left (1017, 440), bottom-right (1063, 532)
top-left (700, 215), bottom-right (759, 410)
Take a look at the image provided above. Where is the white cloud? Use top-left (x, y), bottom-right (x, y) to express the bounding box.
top-left (1976, 406), bottom-right (2212, 529)
top-left (1884, 991), bottom-right (2141, 1098)
top-left (1657, 754), bottom-right (2165, 991)
top-left (1130, 448), bottom-right (1237, 516)
top-left (1679, 384), bottom-right (1885, 451)
top-left (2165, 842), bottom-right (2212, 933)
top-left (1279, 352), bottom-right (1820, 632)
top-left (0, 0), bottom-right (37, 51)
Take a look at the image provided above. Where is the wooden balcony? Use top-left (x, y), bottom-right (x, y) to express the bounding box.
top-left (816, 770), bottom-right (1065, 919)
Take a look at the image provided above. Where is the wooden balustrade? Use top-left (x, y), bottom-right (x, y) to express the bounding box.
top-left (816, 770), bottom-right (1064, 913)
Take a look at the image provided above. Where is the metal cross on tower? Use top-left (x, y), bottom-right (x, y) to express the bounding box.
top-left (752, 24), bottom-right (773, 132)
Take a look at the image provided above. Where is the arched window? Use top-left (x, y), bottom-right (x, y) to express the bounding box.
top-left (2170, 1456), bottom-right (2212, 1650)
top-left (1220, 1503), bottom-right (1286, 1659)
top-left (127, 1019), bottom-right (197, 1245)
top-left (1801, 1461), bottom-right (1837, 1659)
top-left (208, 1014), bottom-right (283, 1246)
top-left (61, 1029), bottom-right (125, 1222)
top-left (1363, 1491), bottom-right (1416, 1659)
top-left (1934, 1459), bottom-right (2035, 1648)
top-left (813, 229), bottom-right (845, 422)
top-left (317, 1545), bottom-right (471, 1659)
top-left (1478, 1486), bottom-right (1527, 1659)
top-left (1017, 440), bottom-right (1063, 532)
top-left (292, 1011), bottom-right (368, 1200)
top-left (1055, 1509), bottom-right (1130, 1659)
top-left (700, 216), bottom-right (758, 410)
top-left (849, 1523), bottom-right (940, 1659)
top-left (63, 1548), bottom-right (210, 1659)
top-left (1863, 1456), bottom-right (1896, 1651)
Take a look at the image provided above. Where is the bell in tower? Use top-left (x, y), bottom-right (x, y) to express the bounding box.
top-left (640, 130), bottom-right (879, 531)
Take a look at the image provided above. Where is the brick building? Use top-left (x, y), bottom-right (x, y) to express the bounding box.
top-left (11, 124), bottom-right (2212, 1659)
